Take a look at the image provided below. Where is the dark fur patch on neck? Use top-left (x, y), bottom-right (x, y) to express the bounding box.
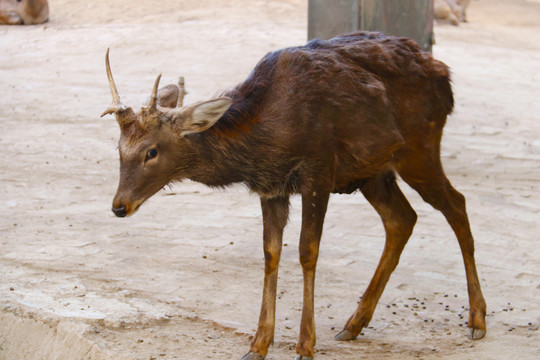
top-left (209, 50), bottom-right (280, 138)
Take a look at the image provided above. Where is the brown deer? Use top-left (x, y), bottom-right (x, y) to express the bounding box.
top-left (103, 32), bottom-right (486, 360)
top-left (0, 0), bottom-right (48, 25)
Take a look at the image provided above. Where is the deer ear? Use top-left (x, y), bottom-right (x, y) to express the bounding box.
top-left (176, 97), bottom-right (232, 137)
top-left (142, 85), bottom-right (179, 109)
top-left (156, 85), bottom-right (180, 109)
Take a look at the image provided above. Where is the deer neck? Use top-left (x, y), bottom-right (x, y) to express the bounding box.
top-left (182, 129), bottom-right (254, 188)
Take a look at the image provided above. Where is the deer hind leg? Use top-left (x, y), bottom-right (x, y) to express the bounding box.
top-left (397, 152), bottom-right (487, 340)
top-left (242, 196), bottom-right (289, 360)
top-left (335, 172), bottom-right (417, 341)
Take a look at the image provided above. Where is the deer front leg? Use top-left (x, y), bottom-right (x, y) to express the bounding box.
top-left (242, 196), bottom-right (289, 360)
top-left (295, 189), bottom-right (330, 360)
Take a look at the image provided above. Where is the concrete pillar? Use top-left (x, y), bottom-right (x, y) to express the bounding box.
top-left (308, 0), bottom-right (434, 52)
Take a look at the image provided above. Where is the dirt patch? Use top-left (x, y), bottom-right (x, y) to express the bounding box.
top-left (1, 0), bottom-right (539, 359)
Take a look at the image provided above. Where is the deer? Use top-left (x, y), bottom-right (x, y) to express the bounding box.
top-left (102, 31), bottom-right (486, 360)
top-left (0, 0), bottom-right (48, 25)
top-left (434, 0), bottom-right (471, 25)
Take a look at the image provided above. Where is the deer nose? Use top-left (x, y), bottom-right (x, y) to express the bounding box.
top-left (112, 205), bottom-right (127, 218)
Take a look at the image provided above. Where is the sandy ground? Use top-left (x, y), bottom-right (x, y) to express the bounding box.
top-left (1, 0), bottom-right (539, 359)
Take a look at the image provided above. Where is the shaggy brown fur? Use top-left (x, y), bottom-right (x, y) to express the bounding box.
top-left (104, 32), bottom-right (486, 360)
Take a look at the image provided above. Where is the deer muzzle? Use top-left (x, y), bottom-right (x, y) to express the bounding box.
top-left (112, 195), bottom-right (143, 218)
top-left (112, 205), bottom-right (127, 218)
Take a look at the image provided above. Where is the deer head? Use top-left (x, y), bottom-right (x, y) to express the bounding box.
top-left (102, 49), bottom-right (232, 217)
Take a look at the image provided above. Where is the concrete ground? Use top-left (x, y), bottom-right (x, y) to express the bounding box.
top-left (1, 0), bottom-right (539, 359)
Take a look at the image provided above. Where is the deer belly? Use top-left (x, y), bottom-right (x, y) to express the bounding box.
top-left (332, 127), bottom-right (404, 192)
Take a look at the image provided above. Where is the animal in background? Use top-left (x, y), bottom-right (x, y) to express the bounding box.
top-left (435, 0), bottom-right (471, 25)
top-left (103, 31), bottom-right (486, 360)
top-left (0, 0), bottom-right (48, 25)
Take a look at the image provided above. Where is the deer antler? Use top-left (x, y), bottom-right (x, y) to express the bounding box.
top-left (101, 48), bottom-right (132, 119)
top-left (146, 73), bottom-right (162, 112)
top-left (177, 76), bottom-right (188, 107)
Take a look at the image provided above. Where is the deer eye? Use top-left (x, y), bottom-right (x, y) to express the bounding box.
top-left (145, 148), bottom-right (158, 161)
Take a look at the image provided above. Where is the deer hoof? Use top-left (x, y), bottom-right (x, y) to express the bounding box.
top-left (241, 352), bottom-right (265, 360)
top-left (294, 356), bottom-right (313, 360)
top-left (469, 327), bottom-right (486, 340)
top-left (334, 329), bottom-right (357, 341)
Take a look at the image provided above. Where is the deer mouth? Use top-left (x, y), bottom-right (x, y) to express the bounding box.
top-left (130, 201), bottom-right (143, 215)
